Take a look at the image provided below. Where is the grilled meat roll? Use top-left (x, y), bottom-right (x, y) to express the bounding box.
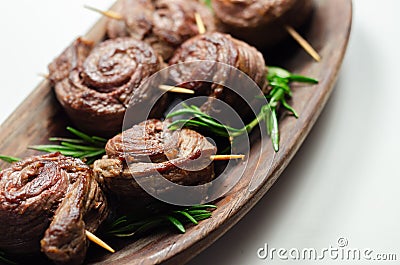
top-left (0, 153), bottom-right (108, 265)
top-left (48, 37), bottom-right (165, 137)
top-left (169, 32), bottom-right (267, 120)
top-left (106, 0), bottom-right (216, 60)
top-left (212, 0), bottom-right (313, 48)
top-left (94, 119), bottom-right (217, 200)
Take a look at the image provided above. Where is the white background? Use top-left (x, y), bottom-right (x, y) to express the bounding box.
top-left (1, 0), bottom-right (399, 264)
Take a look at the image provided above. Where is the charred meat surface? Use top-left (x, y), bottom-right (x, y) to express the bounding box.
top-left (169, 32), bottom-right (267, 120)
top-left (94, 119), bottom-right (217, 200)
top-left (0, 153), bottom-right (108, 265)
top-left (213, 0), bottom-right (313, 48)
top-left (106, 0), bottom-right (216, 60)
top-left (48, 37), bottom-right (165, 137)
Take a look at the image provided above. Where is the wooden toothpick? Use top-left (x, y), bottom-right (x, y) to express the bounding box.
top-left (210, 154), bottom-right (245, 161)
top-left (85, 230), bottom-right (115, 253)
top-left (84, 5), bottom-right (124, 20)
top-left (194, 13), bottom-right (206, 34)
top-left (38, 73), bottom-right (49, 79)
top-left (159, 85), bottom-right (195, 94)
top-left (41, 74), bottom-right (194, 95)
top-left (285, 25), bottom-right (321, 62)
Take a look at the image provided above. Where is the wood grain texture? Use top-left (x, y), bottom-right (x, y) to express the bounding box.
top-left (0, 0), bottom-right (352, 264)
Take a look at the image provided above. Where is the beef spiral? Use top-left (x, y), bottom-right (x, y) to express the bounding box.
top-left (0, 153), bottom-right (109, 265)
top-left (169, 32), bottom-right (267, 120)
top-left (212, 0), bottom-right (313, 48)
top-left (48, 37), bottom-right (165, 137)
top-left (106, 0), bottom-right (216, 60)
top-left (93, 119), bottom-right (217, 200)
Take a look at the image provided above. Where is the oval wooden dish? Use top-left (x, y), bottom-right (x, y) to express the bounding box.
top-left (0, 0), bottom-right (352, 264)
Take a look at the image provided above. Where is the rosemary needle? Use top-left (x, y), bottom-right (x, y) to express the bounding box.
top-left (0, 251), bottom-right (17, 265)
top-left (105, 204), bottom-right (217, 237)
top-left (0, 127), bottom-right (107, 166)
top-left (0, 155), bottom-right (21, 163)
top-left (203, 0), bottom-right (212, 9)
top-left (29, 127), bottom-right (107, 164)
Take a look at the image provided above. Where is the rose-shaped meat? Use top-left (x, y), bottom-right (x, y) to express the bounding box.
top-left (48, 37), bottom-right (165, 137)
top-left (93, 119), bottom-right (217, 200)
top-left (169, 32), bottom-right (267, 120)
top-left (0, 153), bottom-right (108, 265)
top-left (106, 0), bottom-right (216, 60)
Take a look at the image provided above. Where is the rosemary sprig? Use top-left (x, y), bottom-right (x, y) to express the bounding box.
top-left (0, 155), bottom-right (21, 164)
top-left (265, 66), bottom-right (318, 150)
top-left (167, 66), bottom-right (318, 151)
top-left (0, 250), bottom-right (17, 265)
top-left (29, 127), bottom-right (107, 164)
top-left (167, 104), bottom-right (242, 137)
top-left (203, 0), bottom-right (212, 9)
top-left (105, 204), bottom-right (217, 237)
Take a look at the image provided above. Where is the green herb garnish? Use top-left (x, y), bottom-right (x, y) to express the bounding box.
top-left (202, 0), bottom-right (212, 9)
top-left (265, 66), bottom-right (318, 150)
top-left (0, 155), bottom-right (21, 164)
top-left (29, 127), bottom-right (107, 164)
top-left (0, 251), bottom-right (17, 265)
top-left (105, 204), bottom-right (217, 237)
top-left (167, 66), bottom-right (318, 151)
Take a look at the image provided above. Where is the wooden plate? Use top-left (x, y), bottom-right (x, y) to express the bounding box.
top-left (0, 0), bottom-right (352, 264)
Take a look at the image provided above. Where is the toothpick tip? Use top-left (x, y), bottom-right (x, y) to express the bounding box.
top-left (159, 85), bottom-right (195, 94)
top-left (194, 12), bottom-right (206, 34)
top-left (38, 73), bottom-right (49, 79)
top-left (84, 5), bottom-right (123, 20)
top-left (285, 25), bottom-right (321, 62)
top-left (85, 230), bottom-right (115, 253)
top-left (210, 154), bottom-right (245, 161)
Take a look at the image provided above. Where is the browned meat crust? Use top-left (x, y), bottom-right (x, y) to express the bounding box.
top-left (169, 32), bottom-right (267, 119)
top-left (106, 0), bottom-right (216, 60)
top-left (48, 37), bottom-right (165, 137)
top-left (0, 153), bottom-right (108, 265)
top-left (94, 119), bottom-right (217, 200)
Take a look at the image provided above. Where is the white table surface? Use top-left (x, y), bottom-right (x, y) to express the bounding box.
top-left (1, 0), bottom-right (399, 264)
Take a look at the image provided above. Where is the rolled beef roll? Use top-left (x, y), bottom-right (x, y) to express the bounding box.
top-left (0, 153), bottom-right (109, 265)
top-left (93, 119), bottom-right (217, 200)
top-left (212, 0), bottom-right (313, 48)
top-left (169, 32), bottom-right (267, 120)
top-left (48, 37), bottom-right (165, 137)
top-left (106, 0), bottom-right (216, 60)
